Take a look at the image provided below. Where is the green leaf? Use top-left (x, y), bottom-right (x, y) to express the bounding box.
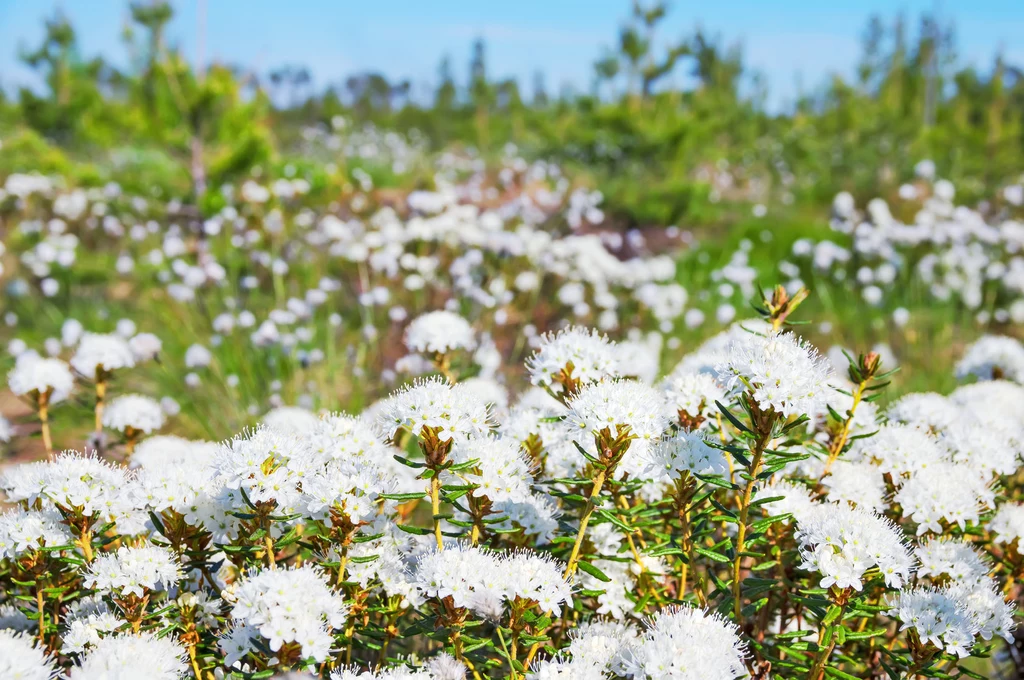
top-left (694, 547), bottom-right (730, 563)
top-left (715, 400), bottom-right (752, 435)
top-left (379, 492), bottom-right (427, 502)
top-left (572, 440), bottom-right (603, 466)
top-left (396, 524), bottom-right (432, 536)
top-left (596, 509), bottom-right (633, 532)
top-left (576, 560), bottom-right (611, 582)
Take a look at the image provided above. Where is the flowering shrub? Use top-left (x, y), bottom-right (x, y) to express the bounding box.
top-left (1, 279), bottom-right (1023, 680)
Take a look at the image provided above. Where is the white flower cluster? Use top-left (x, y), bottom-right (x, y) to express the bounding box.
top-left (0, 508), bottom-right (71, 559)
top-left (717, 331), bottom-right (834, 418)
top-left (70, 332), bottom-right (135, 377)
top-left (796, 178), bottom-right (1024, 320)
top-left (84, 544), bottom-right (182, 598)
top-left (61, 596), bottom-right (122, 654)
top-left (894, 462), bottom-right (992, 535)
top-left (625, 606), bottom-right (748, 680)
top-left (0, 630), bottom-right (58, 680)
top-left (450, 436), bottom-right (535, 504)
top-left (660, 370), bottom-right (726, 425)
top-left (68, 631), bottom-right (187, 679)
top-left (378, 377), bottom-right (492, 442)
top-left (795, 504), bottom-right (915, 590)
top-left (526, 326), bottom-right (620, 393)
top-left (886, 587), bottom-right (978, 657)
top-left (8, 353), bottom-right (74, 401)
top-left (753, 479), bottom-right (817, 523)
top-left (102, 393), bottom-right (166, 434)
top-left (414, 543), bottom-right (572, 618)
top-left (564, 379), bottom-right (669, 470)
top-left (0, 452), bottom-right (136, 524)
top-left (640, 430), bottom-right (729, 483)
top-left (404, 311), bottom-right (476, 354)
top-left (915, 537), bottom-right (990, 585)
top-left (820, 460), bottom-right (887, 512)
top-left (223, 565), bottom-right (350, 664)
top-left (990, 502), bottom-right (1024, 544)
top-left (956, 334), bottom-right (1024, 383)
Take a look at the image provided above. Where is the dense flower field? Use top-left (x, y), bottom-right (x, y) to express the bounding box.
top-left (2, 153), bottom-right (1024, 680)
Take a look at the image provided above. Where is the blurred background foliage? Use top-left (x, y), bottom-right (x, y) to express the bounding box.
top-left (0, 1), bottom-right (1021, 227)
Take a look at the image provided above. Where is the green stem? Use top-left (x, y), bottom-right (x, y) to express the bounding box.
top-left (496, 626), bottom-right (518, 680)
top-left (563, 469), bottom-right (607, 579)
top-left (732, 429), bottom-right (772, 619)
top-left (430, 474), bottom-right (444, 550)
top-left (806, 605), bottom-right (848, 680)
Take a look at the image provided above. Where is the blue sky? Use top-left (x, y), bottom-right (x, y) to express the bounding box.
top-left (1, 0), bottom-right (1022, 109)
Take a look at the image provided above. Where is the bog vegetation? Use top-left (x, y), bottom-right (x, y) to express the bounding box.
top-left (1, 2), bottom-right (1024, 679)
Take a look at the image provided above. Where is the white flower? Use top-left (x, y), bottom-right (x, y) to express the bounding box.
top-left (450, 436), bottom-right (534, 504)
top-left (0, 630), bottom-right (59, 680)
top-left (850, 424), bottom-right (945, 478)
top-left (0, 451), bottom-right (135, 521)
top-left (128, 435), bottom-right (218, 470)
top-left (716, 331), bottom-right (834, 418)
top-left (821, 460), bottom-right (887, 512)
top-left (955, 334), bottom-right (1024, 383)
top-left (616, 336), bottom-right (662, 383)
top-left (639, 430), bottom-right (729, 484)
top-left (795, 503), bottom-right (914, 591)
top-left (566, 620), bottom-right (638, 675)
top-left (527, 657), bottom-right (605, 680)
top-left (427, 653), bottom-right (466, 680)
top-left (0, 509), bottom-right (71, 559)
top-left (915, 537), bottom-right (990, 586)
top-left (885, 392), bottom-right (959, 432)
top-left (949, 381), bottom-right (1024, 433)
top-left (564, 379), bottom-right (669, 471)
top-left (184, 343), bottom-right (213, 368)
top-left (84, 544), bottom-right (182, 598)
top-left (404, 311), bottom-right (476, 354)
top-left (330, 667), bottom-right (431, 680)
top-left (625, 606), bottom-right (747, 680)
top-left (895, 462), bottom-right (992, 535)
top-left (377, 377), bottom-right (492, 442)
top-left (68, 632), bottom-right (187, 679)
top-left (8, 354), bottom-right (74, 402)
top-left (988, 502), bottom-right (1024, 544)
top-left (500, 388), bottom-right (569, 450)
top-left (62, 596), bottom-right (122, 654)
top-left (70, 332), bottom-right (135, 377)
top-left (261, 406), bottom-right (320, 434)
top-left (948, 578), bottom-right (1016, 643)
top-left (102, 394), bottom-right (166, 434)
top-left (576, 555), bottom-right (635, 620)
top-left (526, 326), bottom-right (619, 394)
top-left (660, 370), bottom-right (726, 426)
top-left (753, 479), bottom-right (817, 523)
top-left (486, 493), bottom-right (561, 543)
top-left (458, 377), bottom-right (509, 416)
top-left (886, 587), bottom-right (979, 657)
top-left (501, 549), bottom-right (575, 615)
top-left (129, 332), bottom-right (162, 362)
top-left (225, 565), bottom-right (349, 663)
top-left (62, 318), bottom-right (84, 347)
top-left (938, 419), bottom-right (1021, 477)
top-left (414, 543), bottom-right (572, 618)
